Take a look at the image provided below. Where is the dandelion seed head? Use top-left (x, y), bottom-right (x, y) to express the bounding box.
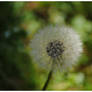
top-left (30, 25), bottom-right (83, 72)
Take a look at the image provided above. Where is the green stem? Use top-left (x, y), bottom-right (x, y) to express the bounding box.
top-left (42, 68), bottom-right (53, 90)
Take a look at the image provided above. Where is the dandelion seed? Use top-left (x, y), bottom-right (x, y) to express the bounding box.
top-left (30, 25), bottom-right (83, 72)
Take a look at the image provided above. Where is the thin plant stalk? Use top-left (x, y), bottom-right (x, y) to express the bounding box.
top-left (42, 62), bottom-right (54, 90)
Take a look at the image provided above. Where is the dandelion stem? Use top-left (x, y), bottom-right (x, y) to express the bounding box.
top-left (42, 63), bottom-right (53, 90)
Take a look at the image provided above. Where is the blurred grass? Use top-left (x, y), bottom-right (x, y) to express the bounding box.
top-left (0, 2), bottom-right (92, 90)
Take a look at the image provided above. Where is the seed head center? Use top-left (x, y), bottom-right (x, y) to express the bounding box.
top-left (46, 40), bottom-right (64, 58)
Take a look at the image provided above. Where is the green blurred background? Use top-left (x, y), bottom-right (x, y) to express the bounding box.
top-left (0, 2), bottom-right (92, 90)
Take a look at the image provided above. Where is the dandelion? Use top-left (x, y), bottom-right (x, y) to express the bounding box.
top-left (30, 25), bottom-right (82, 90)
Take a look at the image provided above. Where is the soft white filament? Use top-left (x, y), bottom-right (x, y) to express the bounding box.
top-left (30, 25), bottom-right (83, 72)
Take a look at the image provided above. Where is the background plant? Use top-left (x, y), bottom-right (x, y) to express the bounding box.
top-left (0, 2), bottom-right (92, 90)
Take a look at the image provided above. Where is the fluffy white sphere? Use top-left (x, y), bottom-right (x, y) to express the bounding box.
top-left (30, 25), bottom-right (83, 72)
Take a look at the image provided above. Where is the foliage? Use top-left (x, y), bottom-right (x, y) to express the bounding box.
top-left (0, 2), bottom-right (92, 90)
